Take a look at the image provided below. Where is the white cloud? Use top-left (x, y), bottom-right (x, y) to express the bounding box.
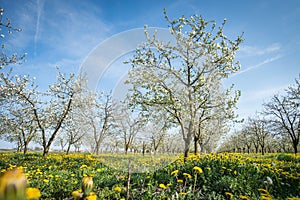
top-left (36, 1), bottom-right (112, 59)
top-left (239, 43), bottom-right (281, 56)
top-left (244, 85), bottom-right (287, 102)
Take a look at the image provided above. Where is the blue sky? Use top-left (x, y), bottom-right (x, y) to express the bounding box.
top-left (1, 0), bottom-right (300, 138)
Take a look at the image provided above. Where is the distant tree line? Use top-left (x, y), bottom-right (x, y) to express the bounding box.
top-left (218, 75), bottom-right (300, 154)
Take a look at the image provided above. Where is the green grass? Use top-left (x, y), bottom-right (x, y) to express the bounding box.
top-left (0, 152), bottom-right (299, 199)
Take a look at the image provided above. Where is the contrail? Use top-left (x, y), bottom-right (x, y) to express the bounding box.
top-left (233, 54), bottom-right (282, 77)
top-left (34, 0), bottom-right (44, 55)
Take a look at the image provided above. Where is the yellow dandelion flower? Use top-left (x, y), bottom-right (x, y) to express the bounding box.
top-left (26, 187), bottom-right (41, 200)
top-left (177, 179), bottom-right (183, 183)
top-left (72, 180), bottom-right (78, 185)
top-left (43, 179), bottom-right (49, 183)
top-left (86, 192), bottom-right (97, 200)
top-left (72, 189), bottom-right (83, 200)
top-left (167, 183), bottom-right (172, 187)
top-left (258, 188), bottom-right (269, 194)
top-left (225, 192), bottom-right (234, 198)
top-left (171, 170), bottom-right (179, 175)
top-left (159, 183), bottom-right (167, 189)
top-left (193, 166), bottom-right (203, 173)
top-left (261, 196), bottom-right (272, 200)
top-left (183, 173), bottom-right (192, 178)
top-left (179, 192), bottom-right (186, 195)
top-left (113, 186), bottom-right (121, 193)
top-left (80, 164), bottom-right (88, 169)
top-left (239, 195), bottom-right (251, 200)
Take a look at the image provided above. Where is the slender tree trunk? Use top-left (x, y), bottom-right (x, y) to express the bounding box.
top-left (95, 142), bottom-right (100, 155)
top-left (23, 141), bottom-right (29, 154)
top-left (23, 143), bottom-right (28, 154)
top-left (125, 144), bottom-right (129, 154)
top-left (194, 136), bottom-right (199, 155)
top-left (66, 143), bottom-right (71, 155)
top-left (292, 140), bottom-right (298, 154)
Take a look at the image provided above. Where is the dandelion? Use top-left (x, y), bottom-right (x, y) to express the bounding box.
top-left (159, 183), bottom-right (167, 189)
top-left (183, 173), bottom-right (192, 178)
top-left (167, 183), bottom-right (173, 187)
top-left (177, 179), bottom-right (183, 183)
top-left (71, 189), bottom-right (82, 200)
top-left (80, 164), bottom-right (88, 169)
top-left (86, 192), bottom-right (97, 200)
top-left (171, 170), bottom-right (179, 175)
top-left (26, 187), bottom-right (41, 200)
top-left (258, 188), bottom-right (269, 194)
top-left (179, 192), bottom-right (186, 195)
top-left (261, 196), bottom-right (273, 200)
top-left (82, 176), bottom-right (93, 196)
top-left (225, 192), bottom-right (234, 198)
top-left (43, 179), bottom-right (49, 183)
top-left (193, 166), bottom-right (203, 173)
top-left (113, 186), bottom-right (122, 193)
top-left (239, 195), bottom-right (251, 200)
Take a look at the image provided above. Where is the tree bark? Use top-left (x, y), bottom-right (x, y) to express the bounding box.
top-left (194, 136), bottom-right (199, 155)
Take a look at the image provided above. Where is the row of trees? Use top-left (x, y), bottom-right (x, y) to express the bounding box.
top-left (1, 7), bottom-right (246, 159)
top-left (219, 76), bottom-right (300, 154)
top-left (0, 70), bottom-right (189, 157)
top-left (4, 5), bottom-right (297, 160)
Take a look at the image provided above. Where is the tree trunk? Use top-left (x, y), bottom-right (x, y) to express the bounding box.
top-left (292, 140), bottom-right (298, 154)
top-left (194, 136), bottom-right (199, 155)
top-left (183, 135), bottom-right (191, 162)
top-left (66, 143), bottom-right (71, 155)
top-left (17, 139), bottom-right (22, 152)
top-left (23, 142), bottom-right (28, 154)
top-left (43, 147), bottom-right (49, 159)
top-left (95, 142), bottom-right (100, 155)
top-left (261, 145), bottom-right (264, 155)
top-left (125, 144), bottom-right (129, 154)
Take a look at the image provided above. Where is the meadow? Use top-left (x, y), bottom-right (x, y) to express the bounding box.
top-left (0, 152), bottom-right (299, 199)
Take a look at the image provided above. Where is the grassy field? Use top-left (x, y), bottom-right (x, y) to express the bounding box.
top-left (0, 152), bottom-right (299, 199)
